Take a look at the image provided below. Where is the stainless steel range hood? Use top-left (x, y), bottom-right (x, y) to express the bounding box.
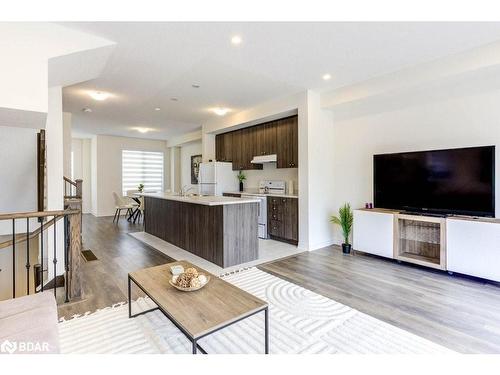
top-left (251, 154), bottom-right (277, 164)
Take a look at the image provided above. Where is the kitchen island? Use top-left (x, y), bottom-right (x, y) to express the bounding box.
top-left (142, 192), bottom-right (260, 268)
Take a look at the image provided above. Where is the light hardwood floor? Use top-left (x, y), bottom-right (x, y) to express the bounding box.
top-left (58, 214), bottom-right (500, 353)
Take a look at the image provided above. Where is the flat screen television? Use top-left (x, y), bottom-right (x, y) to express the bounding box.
top-left (374, 146), bottom-right (495, 217)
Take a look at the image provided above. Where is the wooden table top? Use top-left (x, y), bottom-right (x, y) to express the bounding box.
top-left (129, 260), bottom-right (267, 339)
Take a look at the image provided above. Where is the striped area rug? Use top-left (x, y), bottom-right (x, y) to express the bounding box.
top-left (58, 268), bottom-right (454, 354)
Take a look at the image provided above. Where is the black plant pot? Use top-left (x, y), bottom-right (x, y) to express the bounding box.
top-left (239, 181), bottom-right (244, 192)
top-left (342, 243), bottom-right (352, 254)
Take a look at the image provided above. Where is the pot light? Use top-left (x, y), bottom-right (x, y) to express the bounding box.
top-left (131, 127), bottom-right (154, 134)
top-left (88, 91), bottom-right (111, 101)
top-left (154, 107), bottom-right (161, 111)
top-left (231, 35), bottom-right (242, 45)
top-left (213, 107), bottom-right (230, 116)
top-left (170, 97), bottom-right (179, 101)
top-left (82, 107), bottom-right (92, 113)
top-left (192, 84), bottom-right (200, 89)
top-left (322, 73), bottom-right (332, 81)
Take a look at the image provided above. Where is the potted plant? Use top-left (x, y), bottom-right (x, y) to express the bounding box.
top-left (237, 170), bottom-right (246, 192)
top-left (330, 203), bottom-right (354, 254)
top-left (138, 183), bottom-right (144, 193)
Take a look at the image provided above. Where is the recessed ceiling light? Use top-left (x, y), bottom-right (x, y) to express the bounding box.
top-left (322, 73), bottom-right (332, 81)
top-left (154, 107), bottom-right (161, 111)
top-left (131, 127), bottom-right (154, 134)
top-left (192, 84), bottom-right (200, 89)
top-left (82, 107), bottom-right (92, 113)
top-left (231, 35), bottom-right (242, 45)
top-left (170, 97), bottom-right (179, 101)
top-left (88, 91), bottom-right (111, 101)
top-left (213, 107), bottom-right (230, 116)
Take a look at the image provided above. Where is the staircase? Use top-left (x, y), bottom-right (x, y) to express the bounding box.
top-left (0, 130), bottom-right (84, 304)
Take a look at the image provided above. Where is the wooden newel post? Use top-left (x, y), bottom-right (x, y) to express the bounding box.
top-left (67, 200), bottom-right (83, 300)
top-left (75, 179), bottom-right (83, 198)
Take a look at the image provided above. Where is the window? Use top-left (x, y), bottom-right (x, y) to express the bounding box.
top-left (122, 150), bottom-right (164, 195)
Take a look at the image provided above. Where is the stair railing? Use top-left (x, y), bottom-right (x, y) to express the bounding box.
top-left (63, 176), bottom-right (82, 199)
top-left (0, 208), bottom-right (82, 303)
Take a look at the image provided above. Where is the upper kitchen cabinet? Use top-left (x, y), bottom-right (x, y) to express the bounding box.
top-left (255, 120), bottom-right (278, 156)
top-left (242, 126), bottom-right (263, 170)
top-left (215, 114), bottom-right (298, 170)
top-left (215, 132), bottom-right (233, 162)
top-left (231, 130), bottom-right (245, 170)
top-left (277, 115), bottom-right (298, 168)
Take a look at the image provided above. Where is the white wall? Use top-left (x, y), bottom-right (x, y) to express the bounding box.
top-left (91, 135), bottom-right (168, 217)
top-left (180, 141), bottom-right (202, 191)
top-left (243, 164), bottom-right (298, 191)
top-left (0, 23), bottom-right (114, 129)
top-left (331, 88), bottom-right (500, 243)
top-left (0, 126), bottom-right (38, 234)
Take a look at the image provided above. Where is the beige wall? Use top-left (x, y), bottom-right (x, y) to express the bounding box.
top-left (91, 135), bottom-right (168, 217)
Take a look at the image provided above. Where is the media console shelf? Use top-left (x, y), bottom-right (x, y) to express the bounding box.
top-left (353, 208), bottom-right (500, 282)
top-left (394, 214), bottom-right (446, 270)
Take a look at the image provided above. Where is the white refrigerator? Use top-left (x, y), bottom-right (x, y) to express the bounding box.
top-left (198, 162), bottom-right (238, 196)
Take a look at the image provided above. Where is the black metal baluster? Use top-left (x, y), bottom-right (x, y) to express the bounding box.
top-left (64, 215), bottom-right (69, 303)
top-left (12, 219), bottom-right (16, 298)
top-left (40, 220), bottom-right (44, 292)
top-left (53, 216), bottom-right (57, 298)
top-left (26, 218), bottom-right (30, 295)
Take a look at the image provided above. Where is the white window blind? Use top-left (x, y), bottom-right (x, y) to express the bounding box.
top-left (122, 150), bottom-right (164, 195)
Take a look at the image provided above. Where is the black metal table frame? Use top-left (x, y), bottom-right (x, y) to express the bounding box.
top-left (127, 197), bottom-right (141, 223)
top-left (128, 274), bottom-right (269, 354)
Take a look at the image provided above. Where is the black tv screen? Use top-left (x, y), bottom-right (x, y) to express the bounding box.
top-left (374, 146), bottom-right (495, 217)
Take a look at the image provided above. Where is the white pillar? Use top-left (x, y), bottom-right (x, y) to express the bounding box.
top-left (62, 112), bottom-right (72, 178)
top-left (169, 146), bottom-right (181, 193)
top-left (45, 86), bottom-right (65, 277)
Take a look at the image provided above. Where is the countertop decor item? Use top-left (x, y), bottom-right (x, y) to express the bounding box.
top-left (237, 170), bottom-right (246, 192)
top-left (330, 203), bottom-right (354, 254)
top-left (169, 267), bottom-right (210, 292)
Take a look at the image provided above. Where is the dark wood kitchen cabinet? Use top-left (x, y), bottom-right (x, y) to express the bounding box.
top-left (215, 132), bottom-right (234, 162)
top-left (241, 126), bottom-right (262, 170)
top-left (267, 196), bottom-right (298, 244)
top-left (215, 115), bottom-right (298, 170)
top-left (276, 116), bottom-right (298, 168)
top-left (255, 121), bottom-right (278, 156)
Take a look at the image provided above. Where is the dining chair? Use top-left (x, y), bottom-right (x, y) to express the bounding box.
top-left (112, 192), bottom-right (135, 223)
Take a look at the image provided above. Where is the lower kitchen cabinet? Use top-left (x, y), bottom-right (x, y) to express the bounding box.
top-left (267, 197), bottom-right (298, 244)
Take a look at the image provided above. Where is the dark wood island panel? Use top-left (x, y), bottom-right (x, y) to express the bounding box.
top-left (144, 196), bottom-right (259, 268)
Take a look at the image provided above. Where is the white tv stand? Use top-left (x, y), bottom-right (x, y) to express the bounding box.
top-left (353, 208), bottom-right (500, 282)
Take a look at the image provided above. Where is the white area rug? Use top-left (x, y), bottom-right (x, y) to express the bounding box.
top-left (129, 231), bottom-right (303, 274)
top-left (58, 268), bottom-right (453, 354)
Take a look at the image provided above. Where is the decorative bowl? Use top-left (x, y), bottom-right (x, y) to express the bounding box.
top-left (169, 275), bottom-right (210, 292)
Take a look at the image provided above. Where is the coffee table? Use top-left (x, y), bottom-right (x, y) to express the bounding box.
top-left (128, 260), bottom-right (269, 354)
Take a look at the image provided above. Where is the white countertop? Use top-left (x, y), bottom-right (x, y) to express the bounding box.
top-left (224, 190), bottom-right (299, 199)
top-left (138, 192), bottom-right (260, 206)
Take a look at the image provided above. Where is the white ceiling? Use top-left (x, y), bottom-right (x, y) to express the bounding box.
top-left (61, 22), bottom-right (500, 140)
